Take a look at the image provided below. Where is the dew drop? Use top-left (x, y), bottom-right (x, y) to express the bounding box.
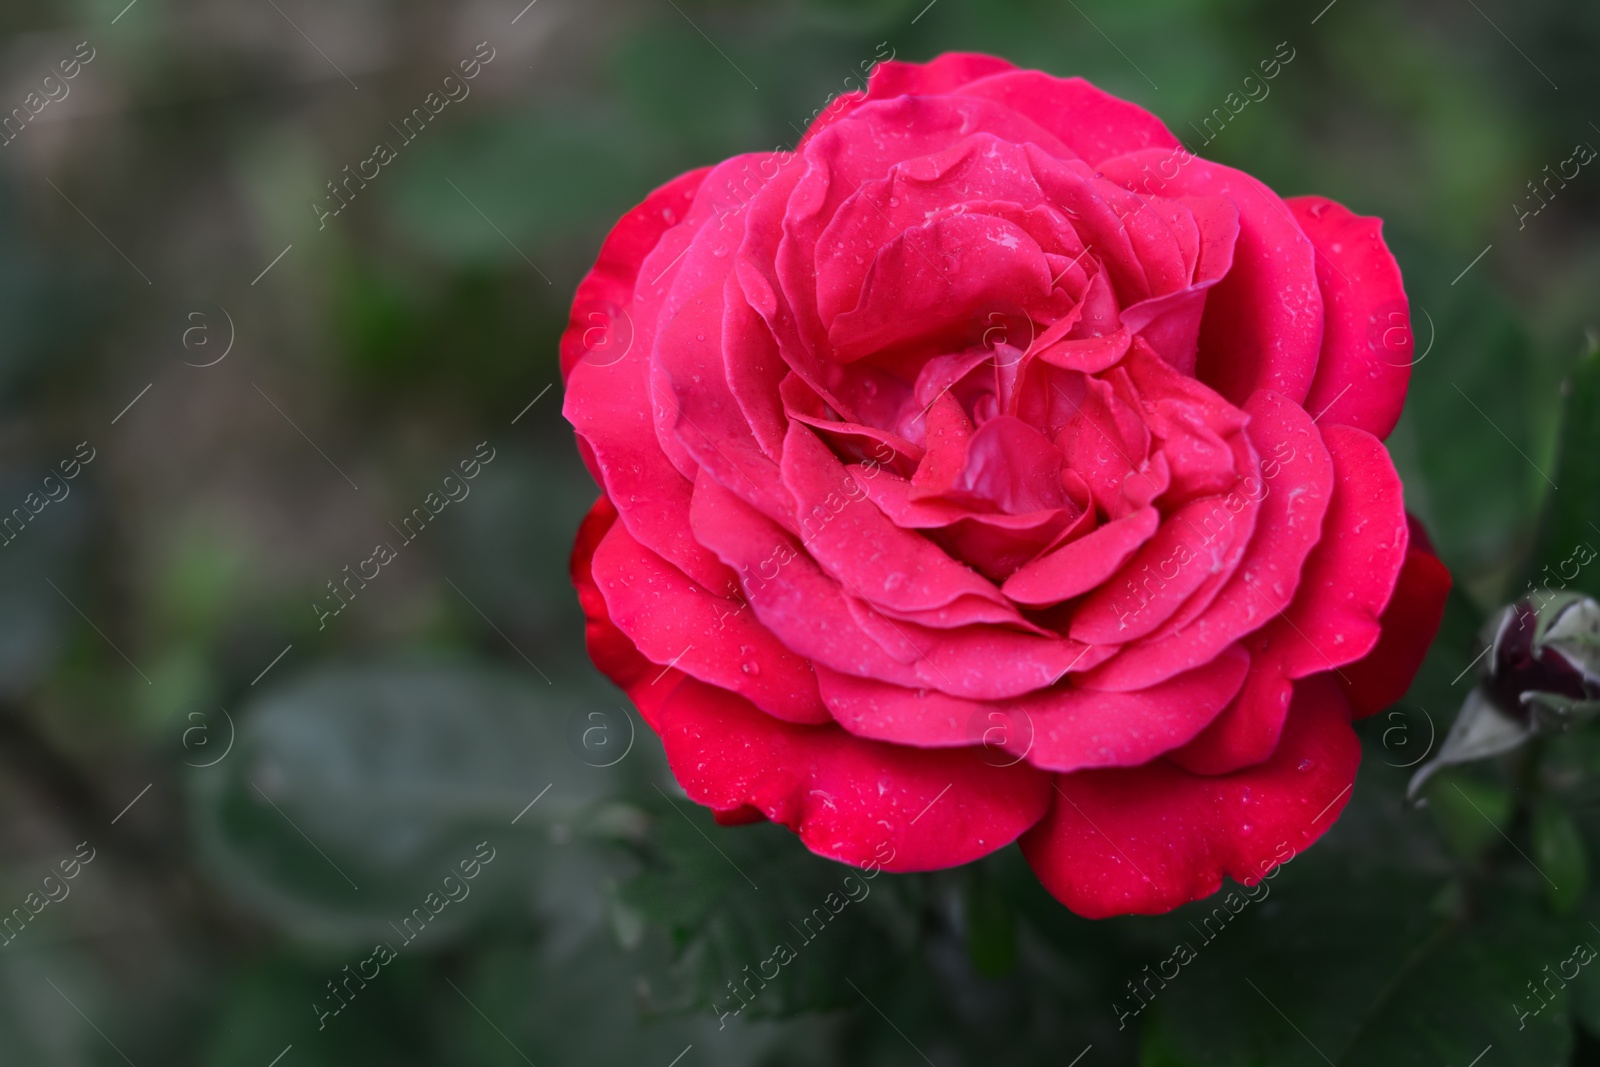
top-left (741, 660), bottom-right (761, 676)
top-left (1297, 758), bottom-right (1314, 772)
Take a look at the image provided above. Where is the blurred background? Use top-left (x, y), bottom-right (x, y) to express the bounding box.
top-left (1, 0), bottom-right (1598, 1063)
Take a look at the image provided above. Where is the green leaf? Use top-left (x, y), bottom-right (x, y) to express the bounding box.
top-left (617, 797), bottom-right (922, 1018)
top-left (1138, 871), bottom-right (1571, 1065)
top-left (452, 930), bottom-right (842, 1067)
top-left (1138, 755), bottom-right (1575, 1065)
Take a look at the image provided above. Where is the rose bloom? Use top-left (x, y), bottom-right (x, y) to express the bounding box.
top-left (562, 53), bottom-right (1451, 917)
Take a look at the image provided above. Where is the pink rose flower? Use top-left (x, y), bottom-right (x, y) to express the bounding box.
top-left (562, 53), bottom-right (1451, 917)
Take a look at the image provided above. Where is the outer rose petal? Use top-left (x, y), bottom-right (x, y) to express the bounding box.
top-left (1288, 195), bottom-right (1413, 440)
top-left (1021, 674), bottom-right (1360, 917)
top-left (1165, 635), bottom-right (1295, 777)
top-left (1339, 523), bottom-right (1452, 718)
top-left (1168, 423), bottom-right (1411, 774)
top-left (589, 517), bottom-right (830, 724)
top-left (570, 495), bottom-right (684, 729)
top-left (564, 171), bottom-right (740, 592)
top-left (657, 677), bottom-right (1052, 871)
top-left (560, 167), bottom-right (710, 382)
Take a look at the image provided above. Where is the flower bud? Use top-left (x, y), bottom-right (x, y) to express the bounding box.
top-left (1483, 591), bottom-right (1600, 727)
top-left (1408, 592), bottom-right (1600, 801)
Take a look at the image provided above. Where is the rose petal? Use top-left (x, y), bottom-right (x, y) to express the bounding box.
top-left (954, 70), bottom-right (1181, 166)
top-left (590, 513), bottom-right (830, 724)
top-left (1099, 150), bottom-right (1323, 409)
top-left (1071, 495), bottom-right (1247, 644)
top-left (1003, 506), bottom-right (1159, 606)
top-left (1288, 195), bottom-right (1413, 440)
top-left (780, 421), bottom-right (1013, 617)
top-left (1083, 390), bottom-right (1333, 690)
top-left (828, 212), bottom-right (1054, 361)
top-left (796, 53), bottom-right (1021, 149)
top-left (691, 470), bottom-right (1075, 697)
top-left (1170, 429), bottom-right (1412, 772)
top-left (1339, 527), bottom-right (1452, 718)
top-left (1274, 424), bottom-right (1410, 676)
top-left (657, 677), bottom-right (1052, 871)
top-left (570, 495), bottom-right (685, 729)
top-left (560, 166), bottom-right (709, 382)
top-left (1021, 673), bottom-right (1360, 917)
top-left (818, 642), bottom-right (1247, 772)
top-left (1165, 629), bottom-right (1295, 775)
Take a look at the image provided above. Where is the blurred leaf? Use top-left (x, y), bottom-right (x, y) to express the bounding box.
top-left (1427, 773), bottom-right (1513, 862)
top-left (190, 661), bottom-right (622, 945)
top-left (1388, 264), bottom-right (1549, 583)
top-left (385, 110), bottom-right (657, 272)
top-left (1532, 799), bottom-right (1588, 914)
top-left (197, 952), bottom-right (436, 1067)
top-left (964, 863), bottom-right (1016, 978)
top-left (612, 20), bottom-right (770, 162)
top-left (1525, 338), bottom-right (1600, 602)
top-left (154, 532), bottom-right (251, 642)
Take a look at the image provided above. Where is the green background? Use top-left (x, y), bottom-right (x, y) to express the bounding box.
top-left (1, 0), bottom-right (1598, 1062)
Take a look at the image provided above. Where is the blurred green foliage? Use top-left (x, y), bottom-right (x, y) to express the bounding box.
top-left (1, 0), bottom-right (1598, 1062)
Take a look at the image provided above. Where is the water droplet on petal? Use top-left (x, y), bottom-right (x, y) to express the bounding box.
top-left (1297, 759), bottom-right (1314, 771)
top-left (741, 660), bottom-right (760, 676)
